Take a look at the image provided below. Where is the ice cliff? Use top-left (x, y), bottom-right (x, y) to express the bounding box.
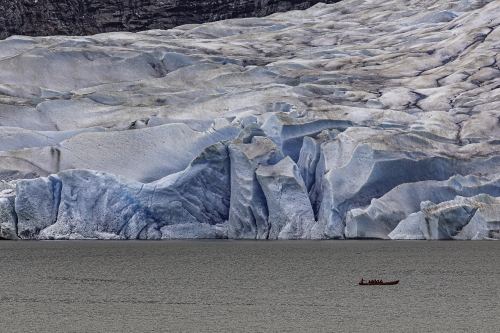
top-left (1, 0), bottom-right (500, 240)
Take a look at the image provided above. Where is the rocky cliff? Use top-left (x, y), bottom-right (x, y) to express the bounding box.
top-left (0, 0), bottom-right (341, 39)
top-left (1, 0), bottom-right (500, 240)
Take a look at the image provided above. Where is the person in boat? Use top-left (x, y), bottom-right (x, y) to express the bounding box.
top-left (360, 278), bottom-right (364, 284)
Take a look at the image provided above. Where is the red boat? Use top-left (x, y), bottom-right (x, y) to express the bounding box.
top-left (359, 280), bottom-right (399, 285)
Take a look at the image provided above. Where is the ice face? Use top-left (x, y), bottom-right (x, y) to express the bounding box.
top-left (15, 142), bottom-right (233, 240)
top-left (256, 156), bottom-right (319, 239)
top-left (3, 0), bottom-right (500, 239)
top-left (390, 194), bottom-right (500, 240)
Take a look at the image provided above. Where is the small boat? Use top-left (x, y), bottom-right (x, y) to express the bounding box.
top-left (359, 280), bottom-right (399, 285)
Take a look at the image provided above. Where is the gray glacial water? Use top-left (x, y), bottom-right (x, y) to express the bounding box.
top-left (0, 240), bottom-right (498, 332)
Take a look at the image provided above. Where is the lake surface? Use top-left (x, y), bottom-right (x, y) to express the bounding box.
top-left (0, 240), bottom-right (498, 332)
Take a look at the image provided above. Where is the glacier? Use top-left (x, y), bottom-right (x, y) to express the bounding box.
top-left (2, 0), bottom-right (500, 240)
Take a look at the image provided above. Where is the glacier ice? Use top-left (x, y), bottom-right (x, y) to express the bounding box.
top-left (390, 194), bottom-right (500, 240)
top-left (256, 156), bottom-right (319, 239)
top-left (228, 136), bottom-right (284, 239)
top-left (16, 142), bottom-right (232, 240)
top-left (0, 194), bottom-right (17, 240)
top-left (347, 174), bottom-right (500, 239)
top-left (2, 0), bottom-right (500, 239)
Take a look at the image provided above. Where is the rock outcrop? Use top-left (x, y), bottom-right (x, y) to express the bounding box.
top-left (2, 0), bottom-right (500, 239)
top-left (0, 0), bottom-right (341, 40)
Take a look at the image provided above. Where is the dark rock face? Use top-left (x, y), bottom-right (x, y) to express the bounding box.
top-left (0, 0), bottom-right (341, 39)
